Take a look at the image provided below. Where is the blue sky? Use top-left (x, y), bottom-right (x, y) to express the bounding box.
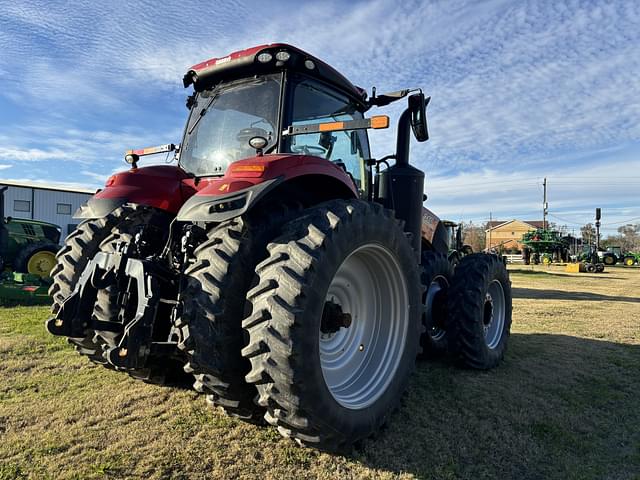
top-left (1, 0), bottom-right (639, 234)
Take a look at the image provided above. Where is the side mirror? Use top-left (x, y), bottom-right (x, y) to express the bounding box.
top-left (408, 93), bottom-right (430, 142)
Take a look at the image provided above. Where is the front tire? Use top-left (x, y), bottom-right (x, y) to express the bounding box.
top-left (447, 254), bottom-right (512, 369)
top-left (242, 200), bottom-right (422, 451)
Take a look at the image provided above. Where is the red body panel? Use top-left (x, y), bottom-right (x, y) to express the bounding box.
top-left (189, 44), bottom-right (273, 73)
top-left (97, 165), bottom-right (196, 213)
top-left (95, 155), bottom-right (356, 213)
top-left (183, 154), bottom-right (357, 198)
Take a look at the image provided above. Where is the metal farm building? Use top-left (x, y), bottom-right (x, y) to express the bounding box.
top-left (0, 180), bottom-right (94, 241)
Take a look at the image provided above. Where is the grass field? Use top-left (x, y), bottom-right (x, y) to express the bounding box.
top-left (1, 265), bottom-right (639, 479)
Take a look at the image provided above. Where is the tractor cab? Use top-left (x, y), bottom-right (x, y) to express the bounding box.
top-left (178, 44), bottom-right (372, 196)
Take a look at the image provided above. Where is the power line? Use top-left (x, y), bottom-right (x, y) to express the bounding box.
top-left (548, 213), bottom-right (584, 225)
top-left (603, 216), bottom-right (640, 226)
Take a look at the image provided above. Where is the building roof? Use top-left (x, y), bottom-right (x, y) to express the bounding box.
top-left (485, 219), bottom-right (545, 232)
top-left (0, 179), bottom-right (95, 195)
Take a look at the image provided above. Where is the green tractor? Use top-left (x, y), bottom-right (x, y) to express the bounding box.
top-left (601, 246), bottom-right (622, 265)
top-left (0, 186), bottom-right (61, 278)
top-left (442, 220), bottom-right (473, 266)
top-left (521, 228), bottom-right (568, 265)
top-left (600, 246), bottom-right (640, 266)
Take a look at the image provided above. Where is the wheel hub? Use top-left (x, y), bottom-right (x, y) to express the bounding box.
top-left (27, 251), bottom-right (56, 278)
top-left (320, 300), bottom-right (352, 335)
top-left (319, 243), bottom-right (409, 410)
top-left (425, 276), bottom-right (448, 341)
top-left (482, 279), bottom-right (506, 350)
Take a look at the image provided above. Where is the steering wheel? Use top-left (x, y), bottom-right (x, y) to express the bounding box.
top-left (291, 145), bottom-right (327, 156)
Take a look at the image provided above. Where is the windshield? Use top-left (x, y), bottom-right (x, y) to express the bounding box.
top-left (179, 75), bottom-right (281, 176)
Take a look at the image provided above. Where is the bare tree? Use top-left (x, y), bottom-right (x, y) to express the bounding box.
top-left (461, 221), bottom-right (486, 252)
top-left (617, 224), bottom-right (640, 251)
top-left (581, 223), bottom-right (596, 245)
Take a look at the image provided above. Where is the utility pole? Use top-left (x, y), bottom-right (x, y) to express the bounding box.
top-left (489, 211), bottom-right (492, 252)
top-left (595, 208), bottom-right (601, 251)
top-left (542, 177), bottom-right (548, 230)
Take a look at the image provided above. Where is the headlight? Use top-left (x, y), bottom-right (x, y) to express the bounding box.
top-left (124, 154), bottom-right (138, 165)
top-left (275, 51), bottom-right (290, 62)
top-left (257, 52), bottom-right (273, 63)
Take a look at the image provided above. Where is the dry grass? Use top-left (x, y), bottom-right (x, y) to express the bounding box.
top-left (1, 265), bottom-right (639, 479)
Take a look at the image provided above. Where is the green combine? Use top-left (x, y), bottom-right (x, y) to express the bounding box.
top-left (521, 228), bottom-right (569, 265)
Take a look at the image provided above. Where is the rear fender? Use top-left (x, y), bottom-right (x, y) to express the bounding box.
top-left (74, 166), bottom-right (194, 219)
top-left (176, 153), bottom-right (357, 222)
top-left (421, 207), bottom-right (449, 254)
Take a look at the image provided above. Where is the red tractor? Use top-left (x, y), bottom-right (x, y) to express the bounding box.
top-left (46, 44), bottom-right (512, 451)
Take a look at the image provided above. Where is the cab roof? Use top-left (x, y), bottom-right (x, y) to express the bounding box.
top-left (183, 43), bottom-right (368, 107)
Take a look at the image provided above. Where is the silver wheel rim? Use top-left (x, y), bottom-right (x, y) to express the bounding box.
top-left (425, 276), bottom-right (448, 341)
top-left (319, 243), bottom-right (409, 410)
top-left (483, 279), bottom-right (505, 349)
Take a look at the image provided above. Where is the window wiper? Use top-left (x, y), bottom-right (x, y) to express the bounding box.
top-left (187, 94), bottom-right (218, 135)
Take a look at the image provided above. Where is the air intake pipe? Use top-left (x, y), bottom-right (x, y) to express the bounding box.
top-left (377, 106), bottom-right (426, 260)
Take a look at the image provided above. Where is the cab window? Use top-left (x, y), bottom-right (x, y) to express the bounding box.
top-left (289, 79), bottom-right (367, 191)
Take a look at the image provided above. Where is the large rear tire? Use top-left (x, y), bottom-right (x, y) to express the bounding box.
top-left (177, 204), bottom-right (300, 421)
top-left (242, 200), bottom-right (422, 451)
top-left (419, 250), bottom-right (453, 358)
top-left (447, 254), bottom-right (512, 369)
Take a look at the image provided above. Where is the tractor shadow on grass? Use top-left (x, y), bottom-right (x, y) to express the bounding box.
top-left (355, 334), bottom-right (640, 480)
top-left (512, 287), bottom-right (640, 303)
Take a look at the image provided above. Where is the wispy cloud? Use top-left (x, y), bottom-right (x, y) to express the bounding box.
top-left (0, 0), bottom-right (638, 230)
top-left (0, 147), bottom-right (74, 162)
